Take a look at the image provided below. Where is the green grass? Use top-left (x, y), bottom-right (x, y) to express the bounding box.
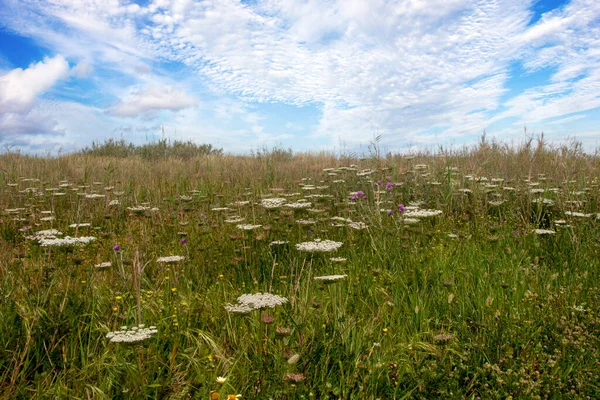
top-left (0, 139), bottom-right (600, 399)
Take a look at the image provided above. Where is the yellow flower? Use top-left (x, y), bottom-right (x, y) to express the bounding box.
top-left (382, 328), bottom-right (389, 333)
top-left (171, 287), bottom-right (177, 292)
top-left (115, 296), bottom-right (122, 300)
top-left (112, 307), bottom-right (118, 312)
top-left (210, 391), bottom-right (221, 400)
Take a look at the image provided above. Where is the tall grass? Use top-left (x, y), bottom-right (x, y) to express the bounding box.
top-left (0, 137), bottom-right (599, 399)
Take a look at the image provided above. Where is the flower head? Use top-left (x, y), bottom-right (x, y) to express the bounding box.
top-left (113, 244), bottom-right (121, 251)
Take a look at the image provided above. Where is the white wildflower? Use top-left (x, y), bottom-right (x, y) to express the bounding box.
top-left (69, 223), bottom-right (91, 228)
top-left (85, 193), bottom-right (105, 199)
top-left (285, 202), bottom-right (312, 209)
top-left (533, 229), bottom-right (556, 235)
top-left (157, 256), bottom-right (185, 263)
top-left (237, 224), bottom-right (262, 230)
top-left (260, 198), bottom-right (287, 209)
top-left (106, 325), bottom-right (158, 343)
top-left (225, 293), bottom-right (288, 313)
top-left (314, 274), bottom-right (347, 282)
top-left (348, 221), bottom-right (368, 230)
top-left (95, 262), bottom-right (112, 268)
top-left (225, 217), bottom-right (245, 223)
top-left (403, 209), bottom-right (442, 218)
top-left (296, 239), bottom-right (343, 253)
top-left (40, 236), bottom-right (96, 247)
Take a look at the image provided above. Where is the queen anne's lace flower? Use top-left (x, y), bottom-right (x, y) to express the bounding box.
top-left (225, 293), bottom-right (288, 313)
top-left (314, 274), bottom-right (347, 282)
top-left (237, 224), bottom-right (262, 230)
top-left (260, 198), bottom-right (287, 209)
top-left (296, 239), bottom-right (343, 253)
top-left (40, 236), bottom-right (96, 246)
top-left (106, 325), bottom-right (158, 343)
top-left (533, 229), bottom-right (556, 235)
top-left (157, 256), bottom-right (185, 263)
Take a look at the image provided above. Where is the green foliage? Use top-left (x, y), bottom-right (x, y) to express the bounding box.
top-left (81, 138), bottom-right (223, 159)
top-left (0, 141), bottom-right (600, 398)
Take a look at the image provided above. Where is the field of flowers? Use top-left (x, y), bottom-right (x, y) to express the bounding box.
top-left (1, 141), bottom-right (600, 399)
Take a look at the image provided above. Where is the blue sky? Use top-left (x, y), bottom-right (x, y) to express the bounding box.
top-left (0, 0), bottom-right (598, 155)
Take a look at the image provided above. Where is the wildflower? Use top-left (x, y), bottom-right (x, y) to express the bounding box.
top-left (275, 327), bottom-right (292, 337)
top-left (387, 209), bottom-right (394, 216)
top-left (113, 244), bottom-right (121, 251)
top-left (533, 229), bottom-right (556, 235)
top-left (180, 237), bottom-right (188, 244)
top-left (398, 204), bottom-right (406, 212)
top-left (216, 376), bottom-right (227, 385)
top-left (95, 262), bottom-right (112, 268)
top-left (224, 293), bottom-right (288, 313)
top-left (329, 257), bottom-right (346, 262)
top-left (433, 333), bottom-right (455, 344)
top-left (236, 224), bottom-right (262, 230)
top-left (262, 315), bottom-right (275, 324)
top-left (348, 221), bottom-right (368, 230)
top-left (296, 239), bottom-right (343, 253)
top-left (284, 372), bottom-right (306, 383)
top-left (314, 274), bottom-right (347, 282)
top-left (157, 255), bottom-right (185, 263)
top-left (105, 325), bottom-right (158, 343)
top-left (260, 198), bottom-right (287, 209)
top-left (69, 223), bottom-right (91, 228)
top-left (40, 236), bottom-right (96, 247)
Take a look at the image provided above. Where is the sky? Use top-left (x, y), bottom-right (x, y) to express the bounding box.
top-left (0, 0), bottom-right (599, 155)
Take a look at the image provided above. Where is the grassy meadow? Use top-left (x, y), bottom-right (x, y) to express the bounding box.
top-left (1, 138), bottom-right (600, 399)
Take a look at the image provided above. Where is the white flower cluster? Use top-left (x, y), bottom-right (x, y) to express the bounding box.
top-left (329, 257), bottom-right (347, 262)
top-left (314, 274), bottom-right (347, 282)
top-left (69, 223), bottom-right (91, 228)
top-left (533, 229), bottom-right (556, 235)
top-left (237, 224), bottom-right (262, 230)
top-left (348, 221), bottom-right (368, 230)
top-left (260, 198), bottom-right (287, 209)
top-left (211, 207), bottom-right (230, 211)
top-left (106, 324), bottom-right (158, 343)
top-left (95, 262), bottom-right (112, 268)
top-left (403, 209), bottom-right (443, 218)
top-left (269, 240), bottom-right (289, 246)
top-left (85, 193), bottom-right (105, 199)
top-left (225, 217), bottom-right (245, 223)
top-left (40, 236), bottom-right (96, 247)
top-left (285, 202), bottom-right (312, 209)
top-left (564, 211), bottom-right (592, 218)
top-left (108, 199), bottom-right (120, 206)
top-left (127, 206), bottom-right (150, 212)
top-left (225, 293), bottom-right (289, 313)
top-left (296, 219), bottom-right (316, 225)
top-left (157, 255), bottom-right (185, 263)
top-left (26, 229), bottom-right (63, 241)
top-left (296, 239), bottom-right (343, 253)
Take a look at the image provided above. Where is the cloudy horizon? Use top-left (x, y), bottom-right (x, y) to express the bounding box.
top-left (0, 0), bottom-right (599, 155)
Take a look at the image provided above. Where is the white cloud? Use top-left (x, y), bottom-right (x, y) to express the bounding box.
top-left (0, 0), bottom-right (599, 151)
top-left (107, 85), bottom-right (198, 118)
top-left (0, 55), bottom-right (69, 114)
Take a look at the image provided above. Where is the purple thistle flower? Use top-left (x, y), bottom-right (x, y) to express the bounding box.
top-left (180, 237), bottom-right (188, 244)
top-left (385, 182), bottom-right (395, 190)
top-left (113, 244), bottom-right (121, 252)
top-left (356, 190), bottom-right (365, 197)
top-left (398, 204), bottom-right (406, 212)
top-left (387, 209), bottom-right (394, 216)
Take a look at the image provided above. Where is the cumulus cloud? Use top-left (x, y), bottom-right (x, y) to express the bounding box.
top-left (0, 55), bottom-right (69, 114)
top-left (107, 85), bottom-right (198, 118)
